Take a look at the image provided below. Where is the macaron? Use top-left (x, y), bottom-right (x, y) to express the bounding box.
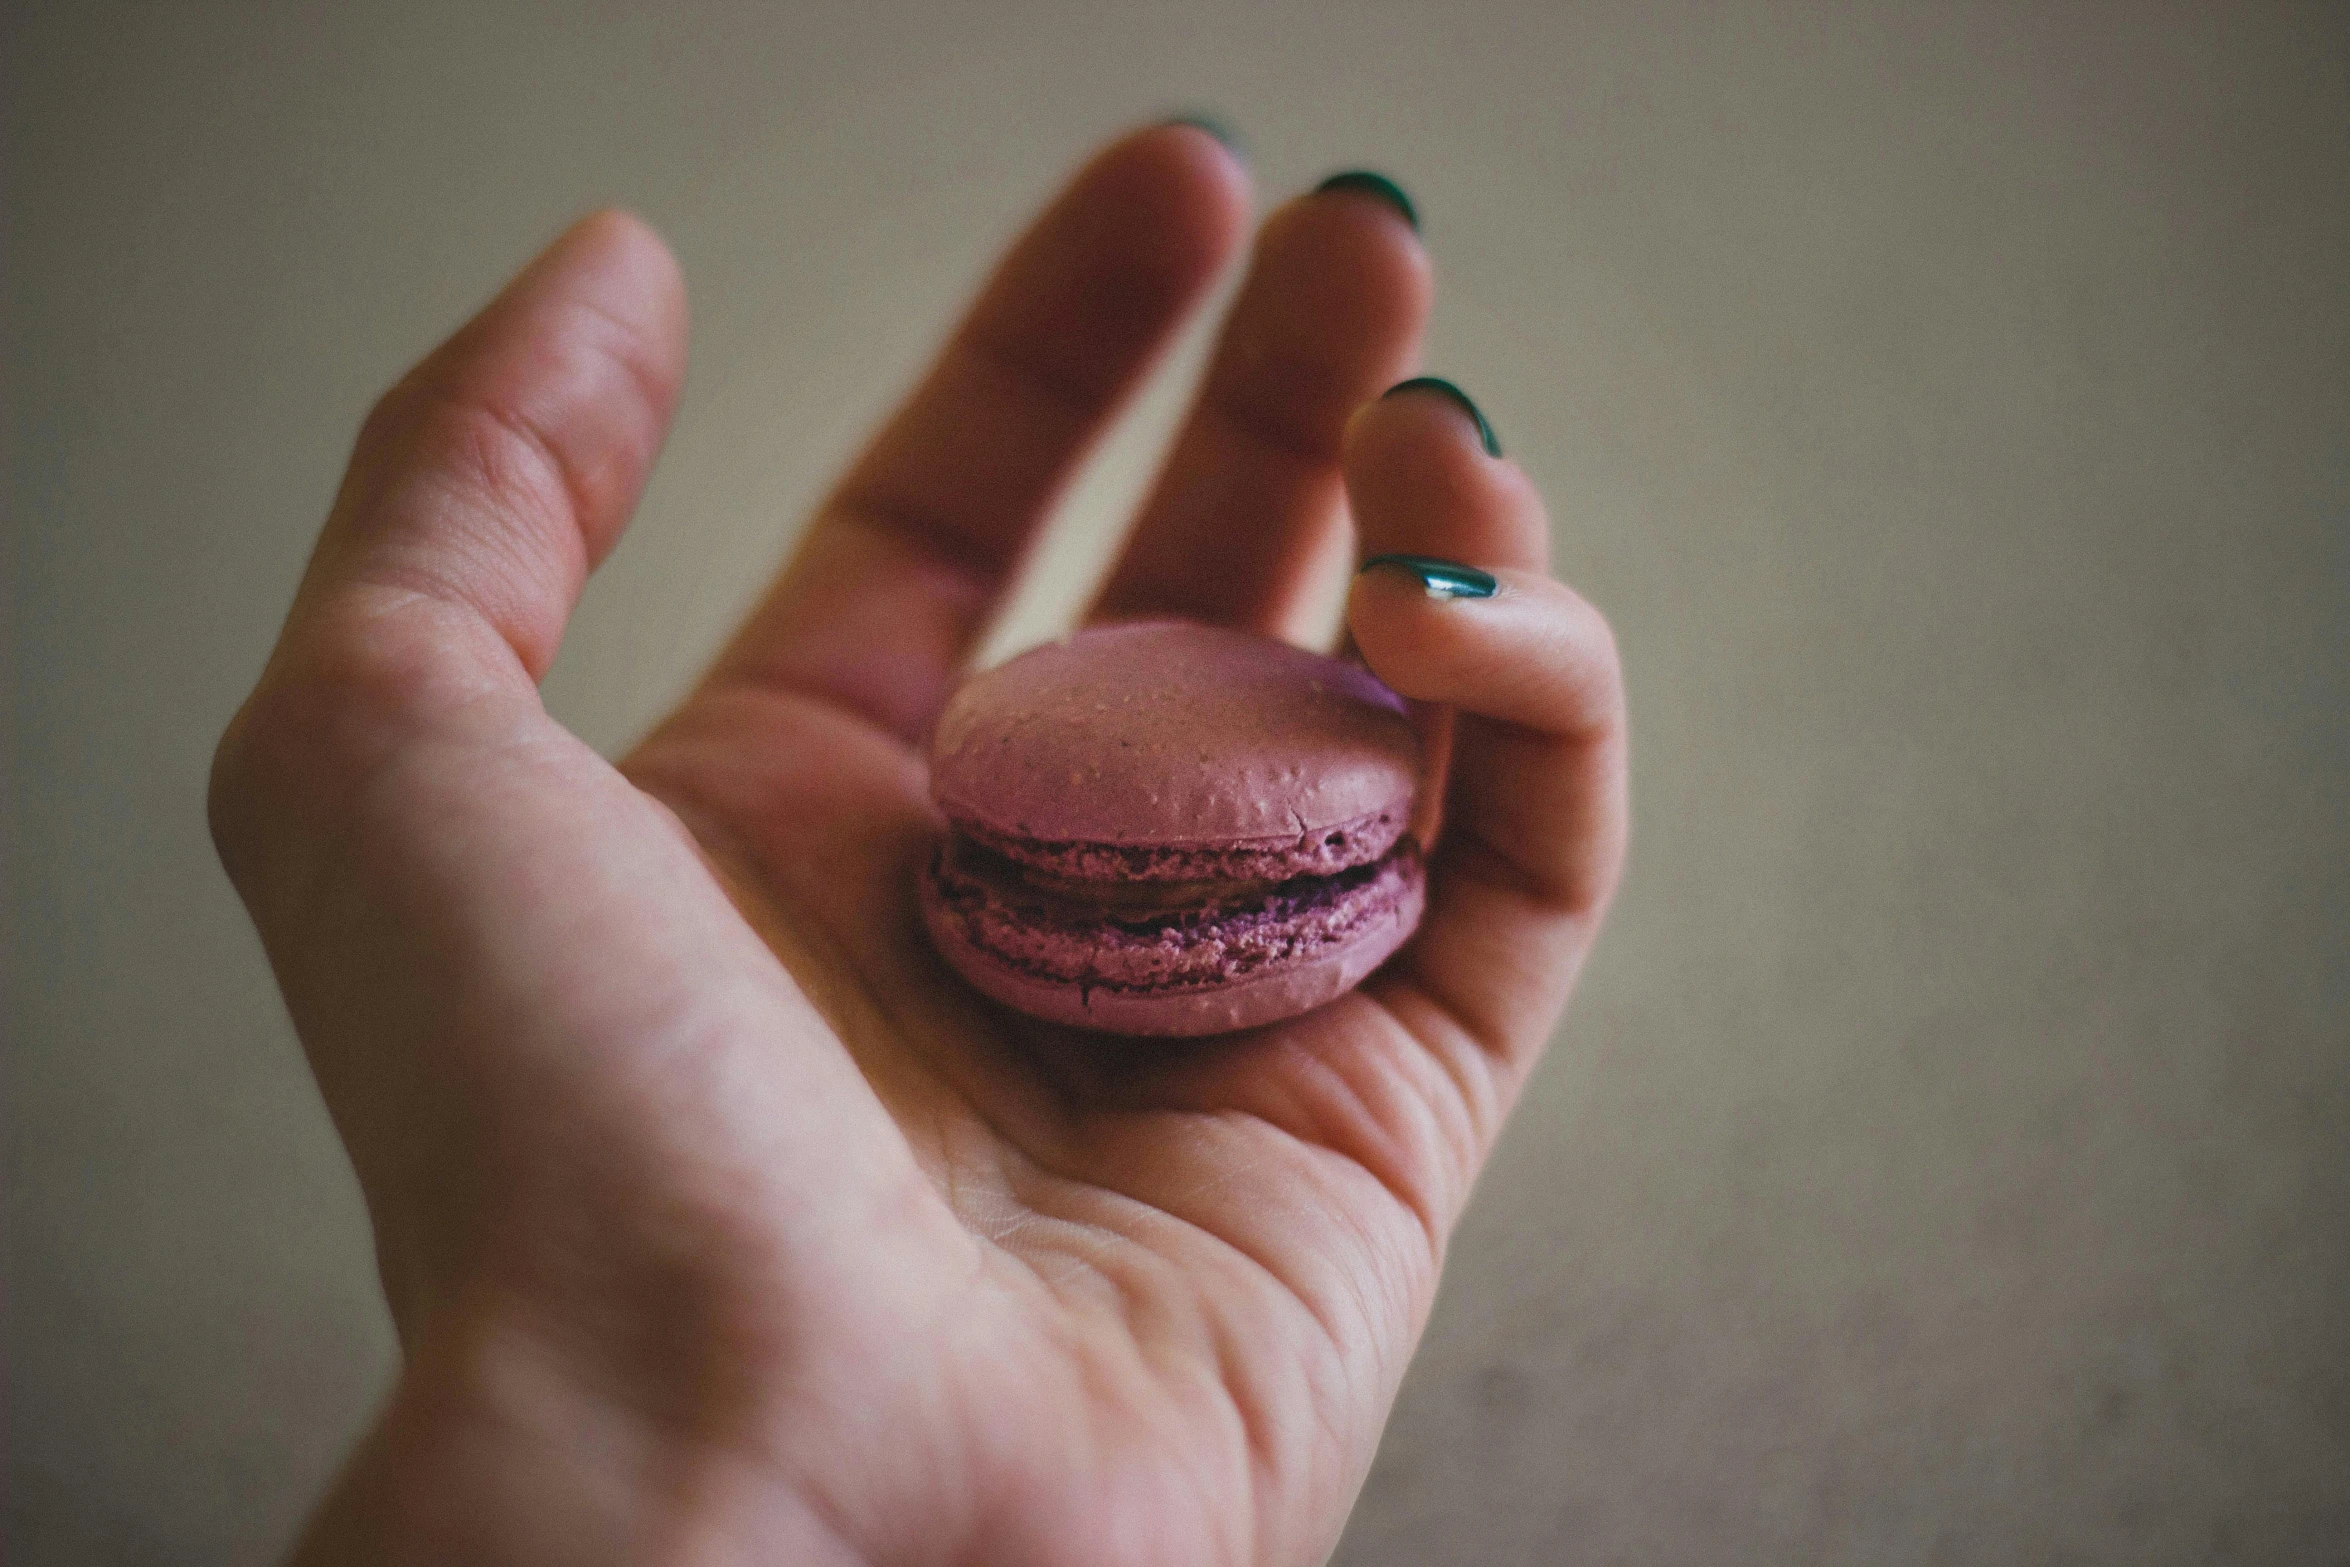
top-left (918, 620), bottom-right (1427, 1037)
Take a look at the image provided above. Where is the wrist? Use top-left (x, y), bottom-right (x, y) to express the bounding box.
top-left (288, 1301), bottom-right (862, 1566)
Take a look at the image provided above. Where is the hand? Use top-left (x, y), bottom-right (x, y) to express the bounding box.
top-left (211, 123), bottom-right (1627, 1566)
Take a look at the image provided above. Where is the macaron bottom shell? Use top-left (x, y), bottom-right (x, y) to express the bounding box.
top-left (919, 843), bottom-right (1427, 1038)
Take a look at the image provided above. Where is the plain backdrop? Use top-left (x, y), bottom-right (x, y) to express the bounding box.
top-left (8, 2), bottom-right (2347, 1561)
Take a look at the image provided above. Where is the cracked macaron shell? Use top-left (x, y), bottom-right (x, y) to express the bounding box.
top-left (927, 620), bottom-right (1421, 858)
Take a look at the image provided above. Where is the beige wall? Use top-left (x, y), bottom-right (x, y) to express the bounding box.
top-left (9, 1), bottom-right (2346, 1560)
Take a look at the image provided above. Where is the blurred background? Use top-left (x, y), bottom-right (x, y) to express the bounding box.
top-left (8, 1), bottom-right (2346, 1561)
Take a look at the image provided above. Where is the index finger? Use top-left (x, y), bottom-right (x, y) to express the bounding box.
top-left (704, 123), bottom-right (1249, 741)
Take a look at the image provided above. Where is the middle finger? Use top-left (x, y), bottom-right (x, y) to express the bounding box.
top-left (1087, 172), bottom-right (1431, 636)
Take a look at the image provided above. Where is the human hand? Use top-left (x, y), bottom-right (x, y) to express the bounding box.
top-left (210, 122), bottom-right (1626, 1565)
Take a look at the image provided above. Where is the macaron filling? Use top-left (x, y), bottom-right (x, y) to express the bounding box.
top-left (926, 832), bottom-right (1424, 994)
top-left (952, 806), bottom-right (1410, 886)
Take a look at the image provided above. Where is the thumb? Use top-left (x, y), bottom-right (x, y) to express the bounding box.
top-left (301, 208), bottom-right (688, 683)
top-left (213, 211), bottom-right (686, 903)
top-left (205, 215), bottom-right (941, 1342)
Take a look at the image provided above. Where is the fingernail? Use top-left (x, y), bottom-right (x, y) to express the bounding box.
top-left (1360, 554), bottom-right (1499, 600)
top-left (1383, 376), bottom-right (1501, 457)
top-left (1161, 113), bottom-right (1247, 161)
top-left (1313, 169), bottom-right (1418, 231)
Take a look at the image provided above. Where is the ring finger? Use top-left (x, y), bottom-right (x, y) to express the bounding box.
top-left (1087, 171), bottom-right (1431, 638)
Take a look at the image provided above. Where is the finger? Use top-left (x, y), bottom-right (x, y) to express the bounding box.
top-left (708, 123), bottom-right (1250, 739)
top-left (302, 210), bottom-right (688, 689)
top-left (213, 210), bottom-right (687, 907)
top-left (209, 210), bottom-right (938, 1338)
top-left (1342, 388), bottom-right (1628, 1063)
top-left (1087, 171), bottom-right (1432, 635)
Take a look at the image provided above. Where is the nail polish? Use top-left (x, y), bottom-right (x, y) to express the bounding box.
top-left (1313, 170), bottom-right (1418, 231)
top-left (1360, 554), bottom-right (1499, 600)
top-left (1382, 376), bottom-right (1501, 457)
top-left (1160, 113), bottom-right (1246, 160)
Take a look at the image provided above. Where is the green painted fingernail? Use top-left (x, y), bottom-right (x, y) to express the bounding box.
top-left (1361, 554), bottom-right (1499, 600)
top-left (1313, 169), bottom-right (1418, 231)
top-left (1161, 113), bottom-right (1246, 160)
top-left (1383, 376), bottom-right (1501, 457)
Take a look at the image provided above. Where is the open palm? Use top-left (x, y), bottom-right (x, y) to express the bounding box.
top-left (211, 124), bottom-right (1626, 1565)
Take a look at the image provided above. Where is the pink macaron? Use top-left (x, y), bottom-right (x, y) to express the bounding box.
top-left (918, 620), bottom-right (1427, 1037)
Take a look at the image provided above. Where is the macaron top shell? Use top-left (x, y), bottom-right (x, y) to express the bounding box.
top-left (929, 621), bottom-right (1418, 850)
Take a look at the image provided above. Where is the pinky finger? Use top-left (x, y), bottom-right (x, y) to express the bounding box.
top-left (1346, 561), bottom-right (1629, 1061)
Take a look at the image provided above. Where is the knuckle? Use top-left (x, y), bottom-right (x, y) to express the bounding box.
top-left (418, 393), bottom-right (575, 525)
top-left (300, 604), bottom-right (504, 753)
top-left (355, 369), bottom-right (578, 552)
top-left (204, 668), bottom-right (343, 900)
top-left (205, 701), bottom-right (269, 890)
top-left (207, 599), bottom-right (512, 874)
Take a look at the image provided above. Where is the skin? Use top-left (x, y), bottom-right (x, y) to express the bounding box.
top-left (209, 123), bottom-right (1628, 1566)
